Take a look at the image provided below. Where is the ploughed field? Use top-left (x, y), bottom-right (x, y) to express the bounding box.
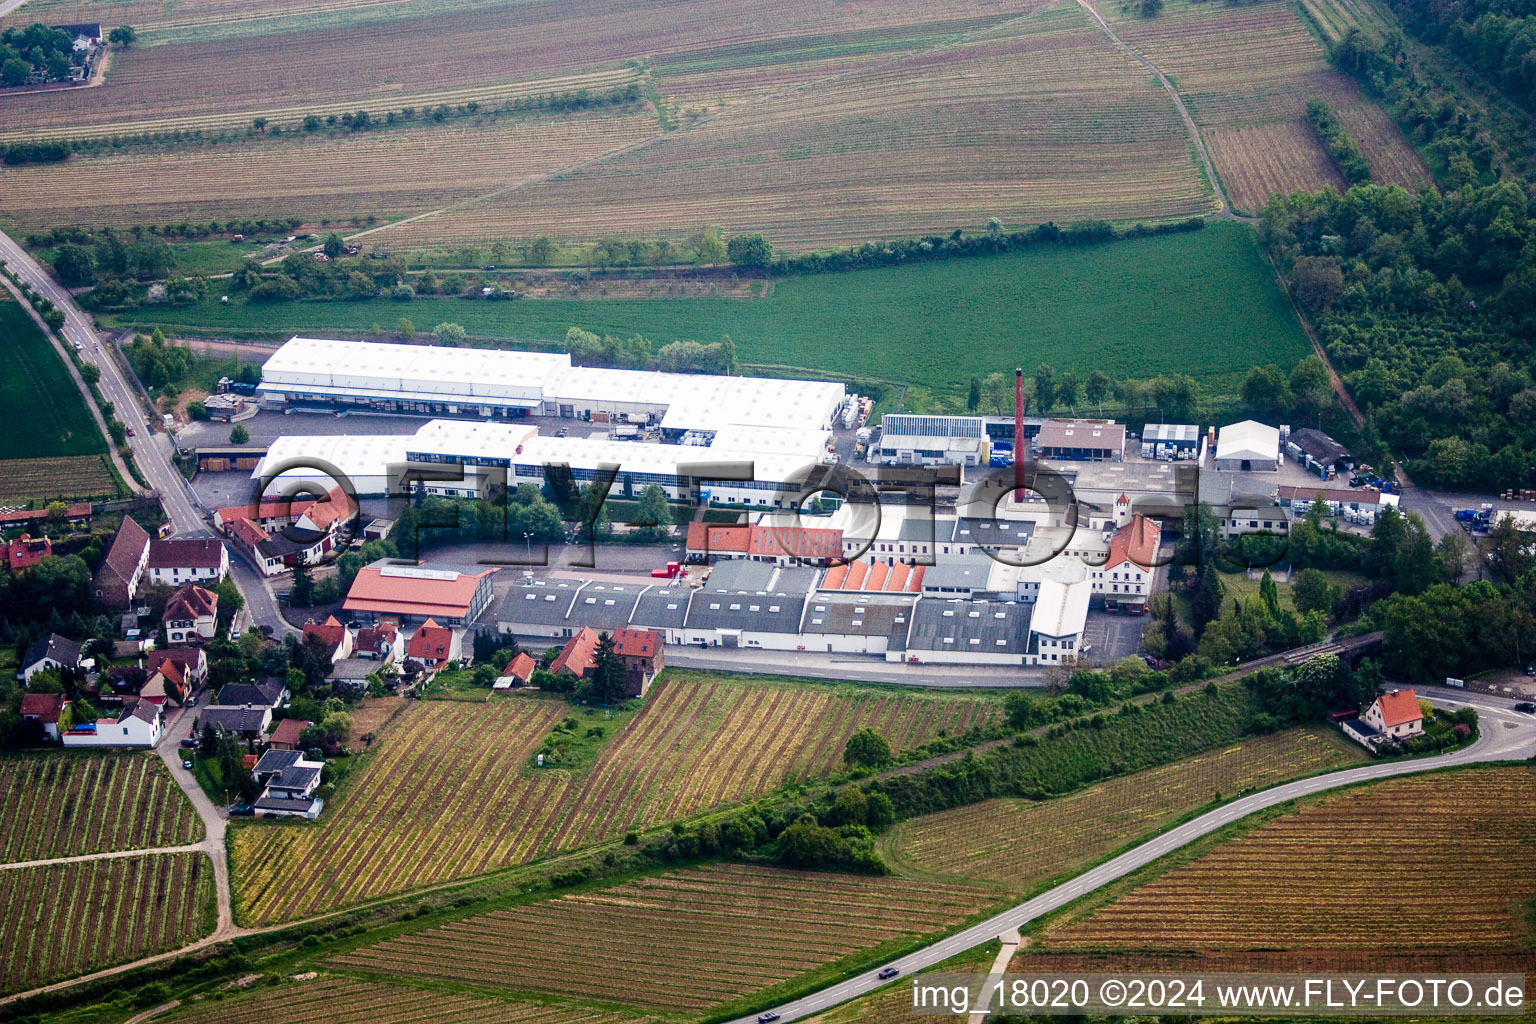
top-left (0, 753), bottom-right (203, 861)
top-left (231, 677), bottom-right (1001, 924)
top-left (328, 863), bottom-right (994, 1012)
top-left (883, 727), bottom-right (1363, 888)
top-left (0, 852), bottom-right (214, 994)
top-left (1025, 765), bottom-right (1536, 961)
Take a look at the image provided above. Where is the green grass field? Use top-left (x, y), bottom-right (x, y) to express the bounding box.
top-left (112, 223), bottom-right (1309, 404)
top-left (0, 296), bottom-right (106, 460)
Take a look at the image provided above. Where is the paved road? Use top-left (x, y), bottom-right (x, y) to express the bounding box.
top-left (0, 228), bottom-right (209, 538)
top-left (156, 696), bottom-right (236, 938)
top-left (229, 554), bottom-right (296, 638)
top-left (729, 691), bottom-right (1536, 1023)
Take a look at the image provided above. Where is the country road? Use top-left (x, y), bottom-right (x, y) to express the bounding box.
top-left (729, 690), bottom-right (1536, 1024)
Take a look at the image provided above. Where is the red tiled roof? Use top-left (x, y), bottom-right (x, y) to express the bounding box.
top-left (148, 648), bottom-right (203, 677)
top-left (906, 565), bottom-right (926, 592)
top-left (271, 718), bottom-right (311, 746)
top-left (685, 521), bottom-right (750, 553)
top-left (5, 535), bottom-right (51, 570)
top-left (1374, 689), bottom-right (1423, 728)
top-left (0, 503), bottom-right (89, 525)
top-left (147, 538), bottom-right (225, 569)
top-left (343, 565), bottom-right (492, 619)
top-left (1106, 514), bottom-right (1160, 572)
top-left (551, 626), bottom-right (599, 678)
top-left (747, 525), bottom-right (843, 559)
top-left (407, 618), bottom-right (453, 662)
top-left (20, 692), bottom-right (66, 723)
top-left (227, 517), bottom-right (268, 549)
top-left (612, 628), bottom-right (660, 660)
top-left (165, 583), bottom-right (218, 622)
top-left (500, 652), bottom-right (536, 682)
top-left (355, 623), bottom-right (397, 651)
top-left (818, 558), bottom-right (926, 593)
top-left (301, 485), bottom-right (357, 532)
top-left (303, 616), bottom-right (347, 649)
top-left (98, 517), bottom-right (150, 586)
top-left (215, 499), bottom-right (314, 526)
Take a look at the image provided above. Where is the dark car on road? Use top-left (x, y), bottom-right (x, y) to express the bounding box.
top-left (1514, 702), bottom-right (1536, 714)
top-left (179, 737), bottom-right (198, 749)
top-left (757, 1014), bottom-right (780, 1023)
top-left (878, 967), bottom-right (900, 980)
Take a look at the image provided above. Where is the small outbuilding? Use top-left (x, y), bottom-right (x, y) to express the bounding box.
top-left (1214, 420), bottom-right (1281, 472)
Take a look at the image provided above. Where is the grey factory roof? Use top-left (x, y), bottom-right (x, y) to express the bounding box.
top-left (906, 599), bottom-right (1033, 654)
top-left (802, 594), bottom-right (916, 638)
top-left (700, 559), bottom-right (819, 596)
top-left (684, 592), bottom-right (806, 634)
top-left (954, 517), bottom-right (1034, 550)
top-left (496, 578), bottom-right (587, 627)
top-left (566, 581), bottom-right (651, 630)
top-left (921, 553), bottom-right (999, 592)
top-left (1142, 423), bottom-right (1200, 443)
top-left (631, 588), bottom-right (692, 629)
top-left (896, 516), bottom-right (957, 543)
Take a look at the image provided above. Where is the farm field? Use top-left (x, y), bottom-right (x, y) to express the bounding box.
top-left (114, 223), bottom-right (1312, 406)
top-left (0, 753), bottom-right (203, 862)
top-left (0, 454), bottom-right (119, 503)
top-left (0, 113), bottom-right (660, 233)
top-left (0, 297), bottom-right (106, 462)
top-left (0, 851), bottom-right (214, 994)
top-left (329, 863), bottom-right (994, 1012)
top-left (883, 727), bottom-right (1363, 888)
top-left (1101, 0), bottom-right (1428, 212)
top-left (231, 675), bottom-right (1002, 924)
top-left (154, 975), bottom-right (654, 1024)
top-left (1032, 765), bottom-right (1536, 956)
top-left (378, 2), bottom-right (1216, 252)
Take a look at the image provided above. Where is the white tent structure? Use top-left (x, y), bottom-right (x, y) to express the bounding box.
top-left (1214, 420), bottom-right (1281, 472)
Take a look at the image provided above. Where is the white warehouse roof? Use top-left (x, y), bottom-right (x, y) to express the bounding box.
top-left (1032, 576), bottom-right (1091, 639)
top-left (1215, 420), bottom-right (1281, 462)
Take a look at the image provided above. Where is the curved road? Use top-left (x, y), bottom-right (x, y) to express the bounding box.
top-left (731, 690), bottom-right (1536, 1024)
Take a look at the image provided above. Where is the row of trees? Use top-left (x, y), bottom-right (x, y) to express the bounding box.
top-left (966, 364), bottom-right (1201, 421)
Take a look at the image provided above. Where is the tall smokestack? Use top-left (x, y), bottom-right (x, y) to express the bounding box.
top-left (1013, 367), bottom-right (1025, 500)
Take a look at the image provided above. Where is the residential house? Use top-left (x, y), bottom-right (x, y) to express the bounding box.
top-left (62, 701), bottom-right (161, 748)
top-left (145, 537), bottom-right (229, 587)
top-left (211, 498), bottom-right (314, 534)
top-left (19, 692), bottom-right (68, 740)
top-left (1362, 689), bottom-right (1424, 741)
top-left (147, 648), bottom-right (208, 696)
top-left (252, 747), bottom-right (313, 782)
top-left (1091, 514), bottom-right (1161, 611)
top-left (223, 516), bottom-right (328, 576)
top-left (494, 652), bottom-right (535, 689)
top-left (269, 717), bottom-right (311, 750)
top-left (328, 657), bottom-right (377, 691)
top-left (610, 628), bottom-right (663, 698)
top-left (93, 517), bottom-right (151, 610)
top-left (197, 704), bottom-right (272, 740)
top-left (22, 634), bottom-right (83, 681)
top-left (0, 503), bottom-right (90, 532)
top-left (302, 616), bottom-right (353, 662)
top-left (163, 583), bottom-right (218, 645)
top-left (4, 534), bottom-right (51, 572)
top-left (406, 618), bottom-right (457, 672)
top-left (254, 760), bottom-right (324, 819)
top-left (295, 484), bottom-right (357, 545)
top-left (215, 678), bottom-right (287, 709)
top-left (550, 627), bottom-right (599, 680)
top-left (353, 622), bottom-right (402, 663)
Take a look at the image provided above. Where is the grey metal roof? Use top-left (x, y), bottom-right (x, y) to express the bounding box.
top-left (954, 517), bottom-right (1034, 549)
top-left (253, 749), bottom-right (303, 775)
top-left (1143, 423), bottom-right (1200, 443)
top-left (496, 578), bottom-right (585, 626)
top-left (273, 765), bottom-right (321, 790)
top-left (921, 553), bottom-right (998, 592)
top-left (24, 633), bottom-right (81, 669)
top-left (896, 516), bottom-right (954, 543)
top-left (802, 594), bottom-right (915, 637)
top-left (254, 795), bottom-right (317, 812)
top-left (215, 681), bottom-right (284, 707)
top-left (631, 588), bottom-right (692, 629)
top-left (685, 593), bottom-right (805, 634)
top-left (566, 582), bottom-right (650, 630)
top-left (329, 657), bottom-right (377, 681)
top-left (198, 706), bottom-right (267, 733)
top-left (701, 560), bottom-right (819, 596)
top-left (907, 598), bottom-right (1033, 654)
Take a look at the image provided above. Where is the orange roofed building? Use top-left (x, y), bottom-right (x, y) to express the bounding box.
top-left (1090, 513), bottom-right (1161, 612)
top-left (1362, 688), bottom-right (1424, 741)
top-left (406, 618), bottom-right (458, 672)
top-left (685, 521), bottom-right (843, 566)
top-left (344, 561), bottom-right (497, 626)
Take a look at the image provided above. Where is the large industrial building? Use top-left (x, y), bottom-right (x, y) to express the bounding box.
top-left (254, 338), bottom-right (850, 507)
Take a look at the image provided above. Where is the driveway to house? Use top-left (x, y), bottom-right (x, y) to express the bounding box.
top-left (156, 696), bottom-right (236, 937)
top-left (727, 690), bottom-right (1536, 1024)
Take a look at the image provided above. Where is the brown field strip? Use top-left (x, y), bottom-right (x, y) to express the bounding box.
top-left (1034, 765), bottom-right (1536, 954)
top-left (231, 678), bottom-right (1001, 924)
top-left (379, 3), bottom-right (1216, 251)
top-left (154, 974), bottom-right (656, 1024)
top-left (329, 863), bottom-right (994, 1011)
top-left (884, 728), bottom-right (1364, 888)
top-left (0, 456), bottom-right (117, 503)
top-left (0, 852), bottom-right (211, 994)
top-left (0, 113), bottom-right (661, 230)
top-left (0, 753), bottom-right (203, 862)
top-left (1206, 119), bottom-right (1346, 213)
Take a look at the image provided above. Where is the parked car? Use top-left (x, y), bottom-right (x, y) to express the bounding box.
top-left (1513, 702), bottom-right (1536, 714)
top-left (180, 759), bottom-right (193, 769)
top-left (179, 737), bottom-right (198, 749)
top-left (878, 967), bottom-right (900, 980)
top-left (230, 803), bottom-right (254, 816)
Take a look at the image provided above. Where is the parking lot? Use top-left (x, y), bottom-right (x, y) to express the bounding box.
top-left (1080, 610), bottom-right (1145, 665)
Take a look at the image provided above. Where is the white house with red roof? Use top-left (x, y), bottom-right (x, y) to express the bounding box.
top-left (147, 648), bottom-right (207, 697)
top-left (302, 616), bottom-right (353, 661)
top-left (20, 693), bottom-right (69, 740)
top-left (1362, 689), bottom-right (1424, 740)
top-left (1090, 514), bottom-right (1161, 611)
top-left (145, 537), bottom-right (229, 587)
top-left (62, 701), bottom-right (162, 748)
top-left (494, 651), bottom-right (536, 689)
top-left (164, 583), bottom-right (218, 645)
top-left (406, 618), bottom-right (458, 672)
